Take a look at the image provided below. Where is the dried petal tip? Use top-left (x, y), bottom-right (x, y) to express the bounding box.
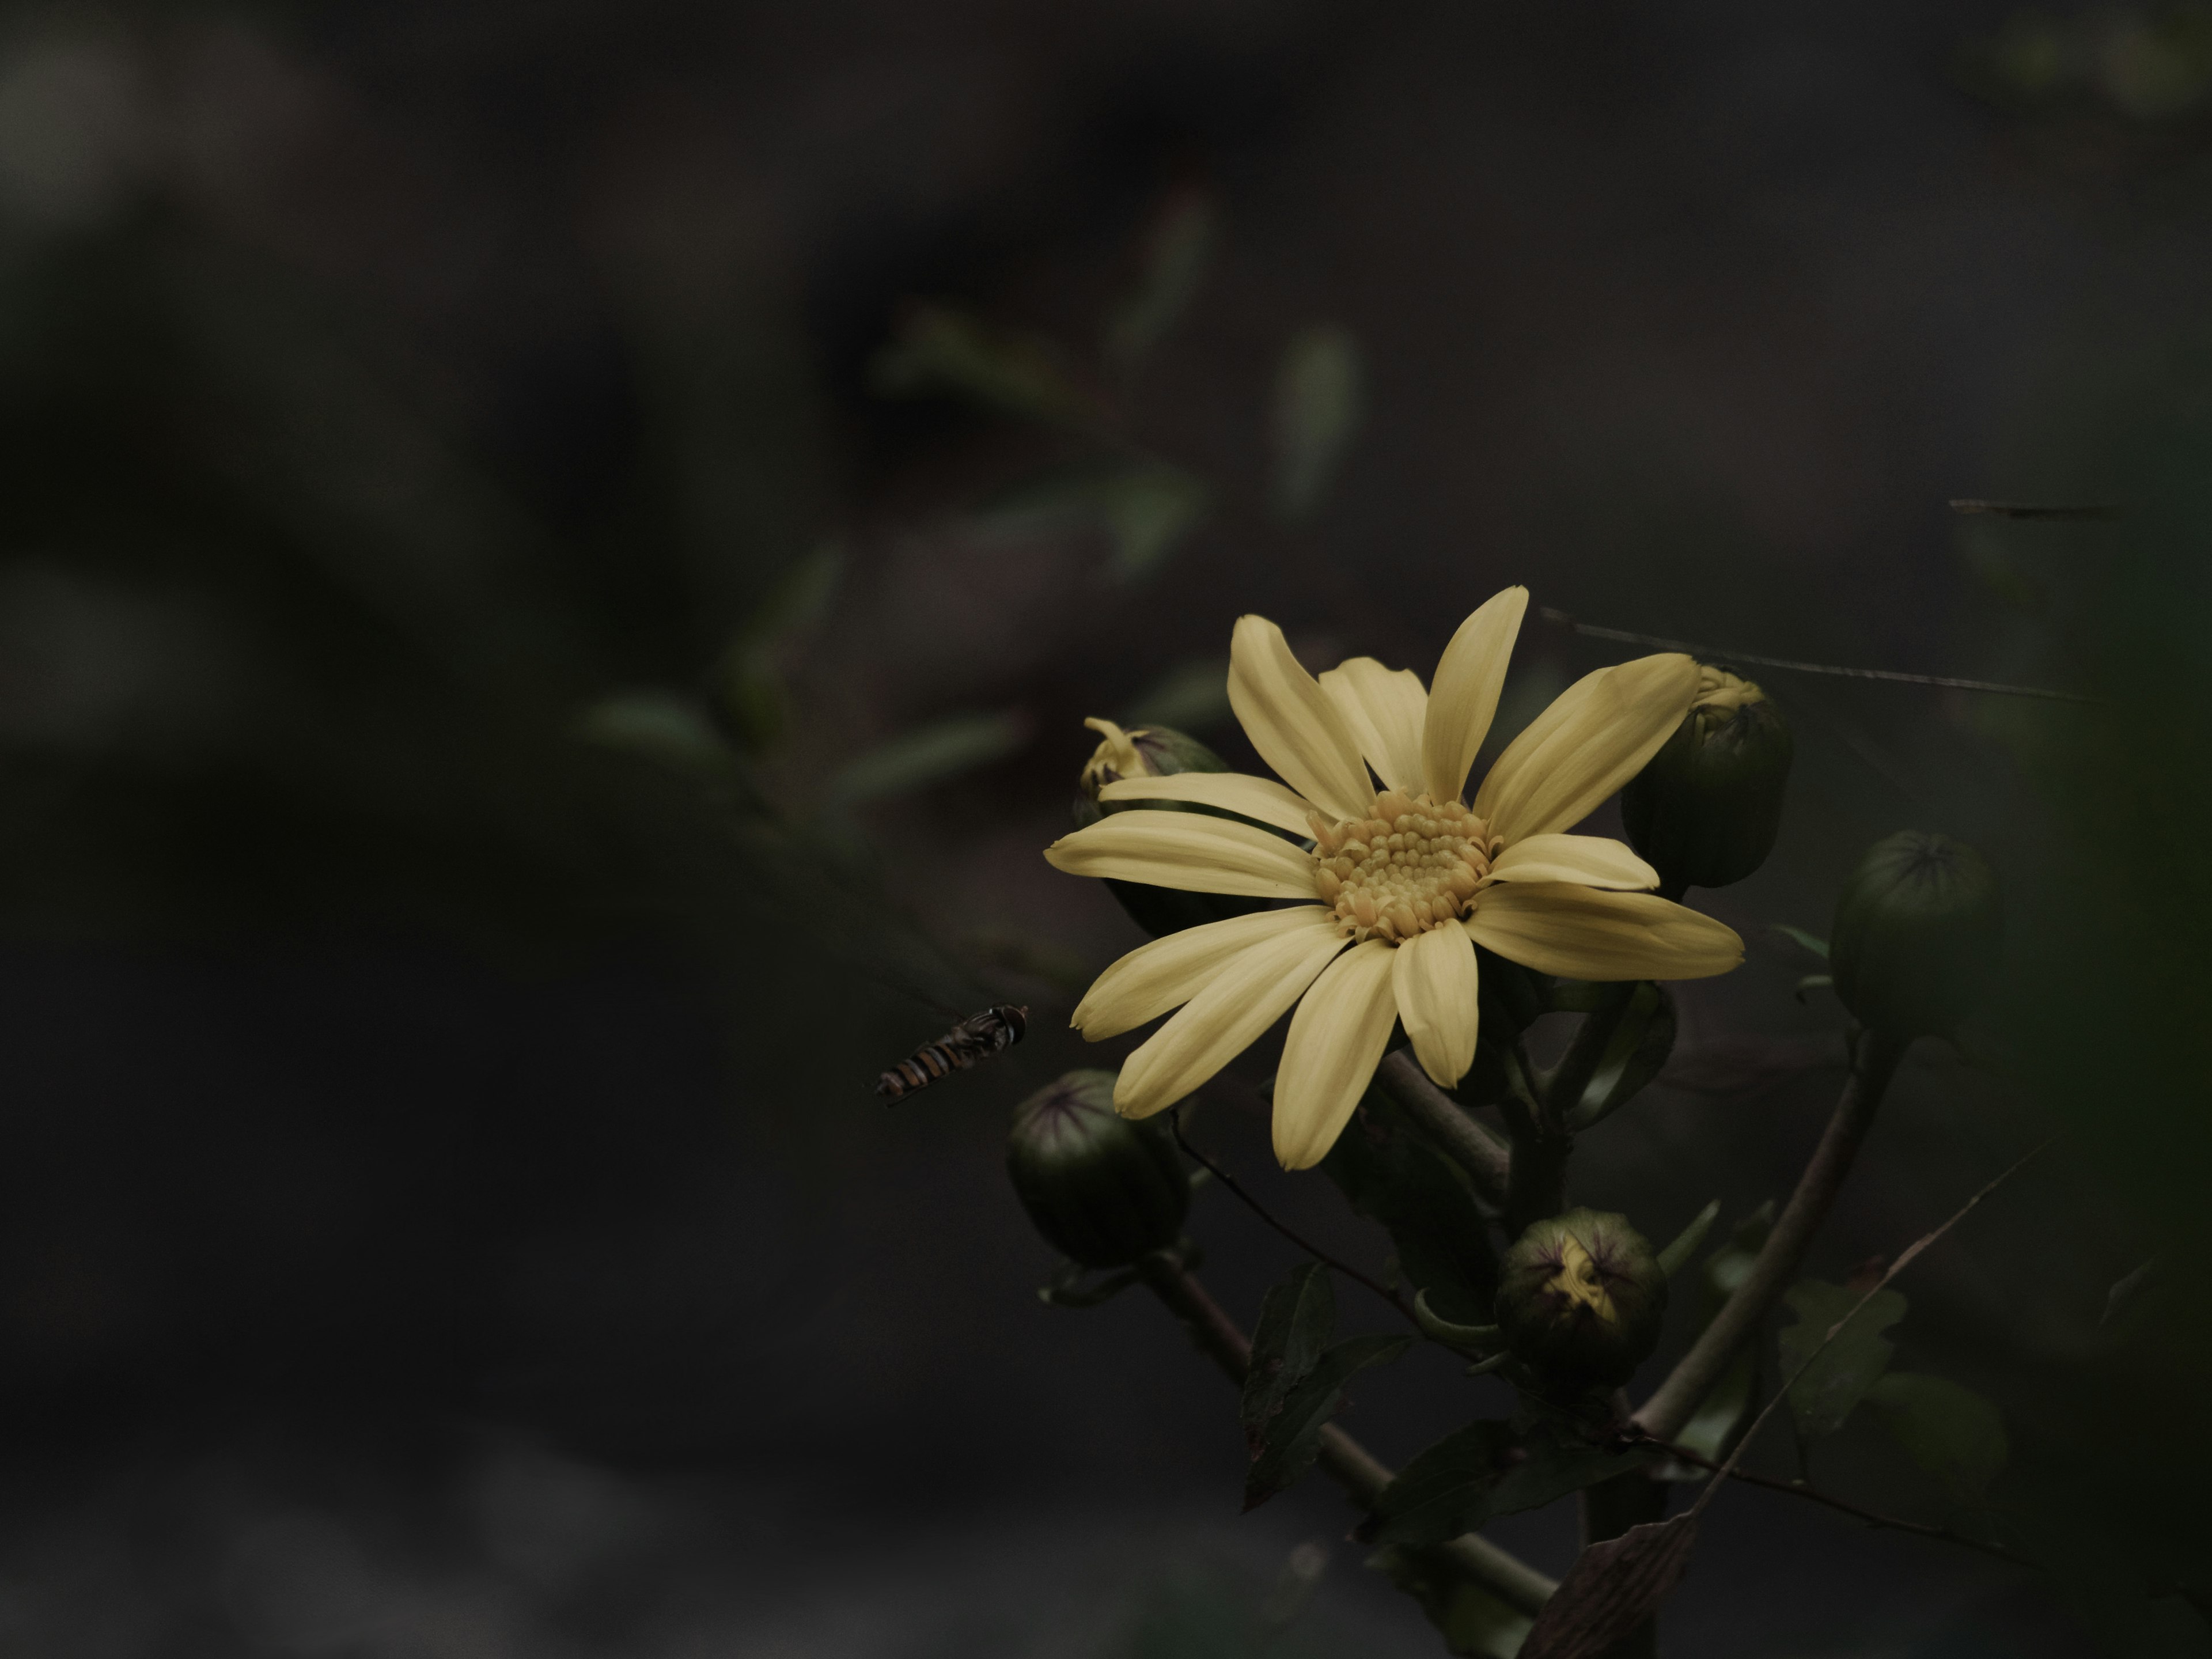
top-left (1830, 831), bottom-right (2002, 1040)
top-left (1495, 1208), bottom-right (1668, 1391)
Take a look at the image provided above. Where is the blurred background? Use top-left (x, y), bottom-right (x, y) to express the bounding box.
top-left (0, 0), bottom-right (2208, 1653)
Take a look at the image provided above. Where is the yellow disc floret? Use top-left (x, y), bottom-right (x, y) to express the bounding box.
top-left (1308, 788), bottom-right (1503, 944)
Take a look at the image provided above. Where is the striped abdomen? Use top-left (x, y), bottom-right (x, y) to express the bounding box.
top-left (876, 1004), bottom-right (1028, 1101)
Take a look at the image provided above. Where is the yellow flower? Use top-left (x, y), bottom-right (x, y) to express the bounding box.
top-left (1043, 587), bottom-right (1744, 1169)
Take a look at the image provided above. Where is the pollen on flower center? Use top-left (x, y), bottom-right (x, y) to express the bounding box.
top-left (1307, 789), bottom-right (1503, 944)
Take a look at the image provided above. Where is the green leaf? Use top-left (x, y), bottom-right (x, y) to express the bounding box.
top-left (1240, 1262), bottom-right (1335, 1438)
top-left (1566, 982), bottom-right (1676, 1128)
top-left (1271, 325), bottom-right (1363, 522)
top-left (1792, 974), bottom-right (1835, 1004)
top-left (1769, 923), bottom-right (1830, 959)
top-left (830, 710), bottom-right (1029, 804)
top-left (1243, 1334), bottom-right (1412, 1510)
top-left (574, 692), bottom-right (732, 778)
top-left (1372, 1422), bottom-right (1658, 1548)
top-left (1778, 1279), bottom-right (1908, 1440)
top-left (1864, 1371), bottom-right (2009, 1502)
top-left (1106, 189), bottom-right (1216, 376)
top-left (978, 458), bottom-right (1210, 582)
top-left (1321, 1089), bottom-right (1500, 1323)
top-left (871, 305), bottom-right (1102, 427)
top-left (1369, 1544), bottom-right (1535, 1658)
top-left (1655, 1200), bottom-right (1721, 1280)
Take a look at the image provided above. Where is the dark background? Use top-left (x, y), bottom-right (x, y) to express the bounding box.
top-left (0, 1), bottom-right (2207, 1653)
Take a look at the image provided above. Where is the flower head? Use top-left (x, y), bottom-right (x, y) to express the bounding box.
top-left (1044, 587), bottom-right (1744, 1169)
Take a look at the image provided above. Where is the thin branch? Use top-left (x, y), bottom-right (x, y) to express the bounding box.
top-left (1172, 1112), bottom-right (1418, 1327)
top-left (1634, 1029), bottom-right (1906, 1440)
top-left (1133, 1252), bottom-right (1558, 1617)
top-left (1537, 607), bottom-right (2100, 705)
top-left (1625, 1430), bottom-right (2041, 1571)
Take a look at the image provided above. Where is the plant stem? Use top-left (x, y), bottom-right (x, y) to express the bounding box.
top-left (1375, 1051), bottom-right (1511, 1205)
top-left (1134, 1252), bottom-right (1558, 1618)
top-left (1632, 1027), bottom-right (1907, 1441)
top-left (1541, 982), bottom-right (1634, 1124)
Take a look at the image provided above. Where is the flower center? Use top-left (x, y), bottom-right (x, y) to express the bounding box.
top-left (1308, 789), bottom-right (1502, 944)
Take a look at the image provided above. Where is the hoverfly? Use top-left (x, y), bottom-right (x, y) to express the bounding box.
top-left (876, 1003), bottom-right (1029, 1101)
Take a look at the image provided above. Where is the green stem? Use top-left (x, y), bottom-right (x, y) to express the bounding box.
top-left (1541, 982), bottom-right (1634, 1124)
top-left (1499, 1041), bottom-right (1570, 1236)
top-left (1375, 1051), bottom-right (1510, 1206)
top-left (1631, 1027), bottom-right (1908, 1441)
top-left (1134, 1252), bottom-right (1558, 1618)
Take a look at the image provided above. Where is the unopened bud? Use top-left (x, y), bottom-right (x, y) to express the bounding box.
top-left (1495, 1209), bottom-right (1668, 1390)
top-left (1622, 666), bottom-right (1794, 893)
top-left (1006, 1070), bottom-right (1189, 1268)
top-left (1073, 718), bottom-right (1263, 937)
top-left (1830, 831), bottom-right (2002, 1040)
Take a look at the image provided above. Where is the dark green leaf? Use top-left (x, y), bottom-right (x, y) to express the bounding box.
top-left (830, 710), bottom-right (1029, 804)
top-left (1271, 326), bottom-right (1363, 521)
top-left (1369, 1545), bottom-right (1535, 1658)
top-left (870, 304), bottom-right (1101, 426)
top-left (1373, 1422), bottom-right (1658, 1548)
top-left (1566, 982), bottom-right (1676, 1127)
top-left (1770, 923), bottom-right (1830, 959)
top-left (1243, 1335), bottom-right (1412, 1510)
top-left (1240, 1262), bottom-right (1335, 1438)
top-left (574, 692), bottom-right (733, 779)
top-left (1793, 974), bottom-right (1835, 1003)
top-left (1106, 190), bottom-right (1215, 376)
top-left (1322, 1090), bottom-right (1500, 1321)
top-left (1865, 1371), bottom-right (2009, 1501)
top-left (1779, 1279), bottom-right (1907, 1440)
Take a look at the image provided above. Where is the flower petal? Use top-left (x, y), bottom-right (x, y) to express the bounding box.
top-left (1229, 615), bottom-right (1376, 822)
top-left (1422, 586), bottom-right (1529, 804)
top-left (1097, 771), bottom-right (1319, 838)
top-left (1485, 834), bottom-right (1660, 891)
top-left (1113, 920), bottom-right (1351, 1119)
top-left (1393, 922), bottom-right (1480, 1088)
top-left (1472, 653), bottom-right (1698, 840)
top-left (1319, 657), bottom-right (1428, 796)
top-left (1074, 906), bottom-right (1336, 1039)
top-left (1465, 882), bottom-right (1743, 981)
top-left (1272, 940), bottom-right (1400, 1169)
top-left (1045, 809), bottom-right (1317, 899)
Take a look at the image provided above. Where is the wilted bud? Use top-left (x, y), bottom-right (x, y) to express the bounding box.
top-left (1495, 1209), bottom-right (1668, 1390)
top-left (1830, 831), bottom-right (2002, 1040)
top-left (1006, 1070), bottom-right (1189, 1268)
top-left (1073, 718), bottom-right (1263, 937)
top-left (1621, 665), bottom-right (1794, 893)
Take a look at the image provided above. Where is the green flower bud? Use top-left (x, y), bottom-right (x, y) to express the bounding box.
top-left (1621, 665), bottom-right (1794, 893)
top-left (1006, 1070), bottom-right (1189, 1268)
top-left (1830, 831), bottom-right (2002, 1040)
top-left (1495, 1209), bottom-right (1668, 1390)
top-left (1073, 718), bottom-right (1263, 938)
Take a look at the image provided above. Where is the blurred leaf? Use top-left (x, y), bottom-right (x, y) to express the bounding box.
top-left (573, 692), bottom-right (732, 778)
top-left (1369, 1544), bottom-right (1534, 1658)
top-left (1517, 1515), bottom-right (1699, 1659)
top-left (830, 710), bottom-right (1028, 804)
top-left (1793, 974), bottom-right (1834, 1003)
top-left (1779, 1278), bottom-right (1907, 1441)
top-left (1373, 1420), bottom-right (1657, 1548)
top-left (1243, 1334), bottom-right (1412, 1510)
top-left (1126, 656), bottom-right (1233, 732)
top-left (1769, 924), bottom-right (1830, 959)
top-left (713, 543), bottom-right (846, 753)
top-left (1566, 981), bottom-right (1675, 1128)
top-left (1323, 1090), bottom-right (1499, 1323)
top-left (2104, 1255), bottom-right (2163, 1328)
top-left (1107, 188), bottom-right (1215, 377)
top-left (1241, 1262), bottom-right (1336, 1437)
top-left (1271, 325), bottom-right (1364, 522)
top-left (871, 304), bottom-right (1102, 427)
top-left (1655, 1200), bottom-right (1721, 1279)
top-left (1864, 1371), bottom-right (2009, 1502)
top-left (980, 457), bottom-right (1210, 581)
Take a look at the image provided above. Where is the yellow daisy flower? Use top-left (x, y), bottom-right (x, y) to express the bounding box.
top-left (1043, 586), bottom-right (1744, 1169)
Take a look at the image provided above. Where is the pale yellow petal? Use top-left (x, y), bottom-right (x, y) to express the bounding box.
top-left (1044, 809), bottom-right (1317, 900)
top-left (1228, 615), bottom-right (1376, 822)
top-left (1393, 922), bottom-right (1480, 1088)
top-left (1074, 906), bottom-right (1336, 1039)
top-left (1465, 882), bottom-right (1743, 981)
top-left (1471, 653), bottom-right (1698, 840)
top-left (1484, 834), bottom-right (1660, 891)
top-left (1097, 771), bottom-right (1318, 838)
top-left (1319, 657), bottom-right (1428, 796)
top-left (1421, 586), bottom-right (1529, 804)
top-left (1113, 921), bottom-right (1351, 1119)
top-left (1272, 940), bottom-right (1400, 1169)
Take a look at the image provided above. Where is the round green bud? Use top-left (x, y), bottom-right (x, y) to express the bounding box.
top-left (1622, 666), bottom-right (1794, 893)
top-left (1073, 718), bottom-right (1263, 938)
top-left (1830, 831), bottom-right (2002, 1040)
top-left (1495, 1209), bottom-right (1668, 1390)
top-left (1006, 1070), bottom-right (1190, 1268)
